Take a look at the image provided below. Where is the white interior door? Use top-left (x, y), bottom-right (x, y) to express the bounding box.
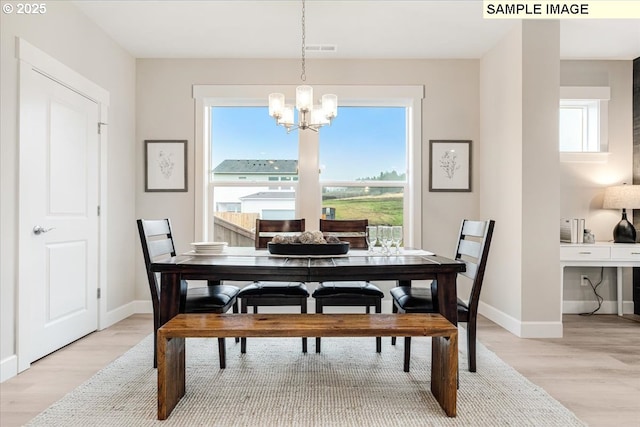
top-left (19, 68), bottom-right (100, 363)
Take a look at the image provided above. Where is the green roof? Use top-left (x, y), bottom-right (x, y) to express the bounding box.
top-left (212, 159), bottom-right (297, 174)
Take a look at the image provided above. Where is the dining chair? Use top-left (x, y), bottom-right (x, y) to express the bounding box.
top-left (137, 218), bottom-right (240, 368)
top-left (390, 219), bottom-right (495, 372)
top-left (312, 219), bottom-right (384, 353)
top-left (237, 218), bottom-right (309, 353)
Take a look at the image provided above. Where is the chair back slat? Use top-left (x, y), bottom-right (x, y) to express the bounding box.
top-left (460, 260), bottom-right (478, 281)
top-left (148, 238), bottom-right (176, 260)
top-left (319, 219), bottom-right (368, 249)
top-left (457, 239), bottom-right (481, 260)
top-left (461, 220), bottom-right (487, 237)
top-left (255, 219), bottom-right (305, 249)
top-left (142, 218), bottom-right (171, 237)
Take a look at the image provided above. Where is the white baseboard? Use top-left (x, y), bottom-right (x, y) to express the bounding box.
top-left (99, 300), bottom-right (153, 330)
top-left (1, 301), bottom-right (154, 383)
top-left (562, 300), bottom-right (634, 315)
top-left (478, 301), bottom-right (563, 338)
top-left (1, 355), bottom-right (18, 383)
top-left (132, 300), bottom-right (153, 314)
top-left (99, 301), bottom-right (137, 330)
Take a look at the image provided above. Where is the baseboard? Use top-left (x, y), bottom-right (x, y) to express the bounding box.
top-left (100, 300), bottom-right (152, 330)
top-left (0, 355), bottom-right (18, 383)
top-left (133, 300), bottom-right (153, 314)
top-left (478, 301), bottom-right (563, 338)
top-left (563, 300), bottom-right (634, 315)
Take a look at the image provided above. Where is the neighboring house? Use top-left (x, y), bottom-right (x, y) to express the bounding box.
top-left (239, 191), bottom-right (296, 219)
top-left (212, 159), bottom-right (298, 182)
top-left (212, 159), bottom-right (297, 217)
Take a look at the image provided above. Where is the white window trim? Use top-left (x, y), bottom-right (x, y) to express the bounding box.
top-left (559, 86), bottom-right (610, 161)
top-left (193, 84), bottom-right (424, 248)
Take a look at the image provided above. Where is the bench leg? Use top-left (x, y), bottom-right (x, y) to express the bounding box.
top-left (430, 334), bottom-right (458, 417)
top-left (157, 336), bottom-right (185, 420)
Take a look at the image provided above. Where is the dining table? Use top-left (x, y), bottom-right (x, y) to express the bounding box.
top-left (151, 248), bottom-right (466, 328)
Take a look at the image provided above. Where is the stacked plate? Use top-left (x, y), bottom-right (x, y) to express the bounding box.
top-left (190, 241), bottom-right (228, 255)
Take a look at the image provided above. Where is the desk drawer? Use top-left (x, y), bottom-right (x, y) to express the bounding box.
top-left (560, 246), bottom-right (610, 260)
top-left (611, 246), bottom-right (640, 261)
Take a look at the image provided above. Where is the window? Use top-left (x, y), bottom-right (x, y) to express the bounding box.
top-left (194, 85), bottom-right (423, 247)
top-left (320, 107), bottom-right (406, 226)
top-left (559, 87), bottom-right (609, 156)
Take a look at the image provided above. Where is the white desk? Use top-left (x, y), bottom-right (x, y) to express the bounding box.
top-left (560, 242), bottom-right (640, 315)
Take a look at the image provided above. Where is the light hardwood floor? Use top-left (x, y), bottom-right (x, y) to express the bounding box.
top-left (1, 313), bottom-right (638, 426)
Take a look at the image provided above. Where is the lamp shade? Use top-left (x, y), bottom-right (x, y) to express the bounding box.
top-left (603, 184), bottom-right (640, 209)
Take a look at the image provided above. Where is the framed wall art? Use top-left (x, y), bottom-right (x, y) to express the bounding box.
top-left (144, 140), bottom-right (187, 192)
top-left (429, 140), bottom-right (471, 192)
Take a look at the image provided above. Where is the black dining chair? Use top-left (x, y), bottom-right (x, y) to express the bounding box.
top-left (390, 219), bottom-right (495, 372)
top-left (137, 218), bottom-right (240, 368)
top-left (312, 219), bottom-right (384, 353)
top-left (237, 218), bottom-right (309, 353)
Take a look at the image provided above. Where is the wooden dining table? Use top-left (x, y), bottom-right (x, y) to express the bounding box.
top-left (150, 248), bottom-right (466, 328)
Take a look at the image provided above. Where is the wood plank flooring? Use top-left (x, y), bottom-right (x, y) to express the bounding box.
top-left (1, 313), bottom-right (638, 426)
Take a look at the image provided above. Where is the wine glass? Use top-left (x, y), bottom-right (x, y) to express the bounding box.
top-left (365, 226), bottom-right (378, 253)
top-left (392, 225), bottom-right (403, 255)
top-left (379, 226), bottom-right (392, 256)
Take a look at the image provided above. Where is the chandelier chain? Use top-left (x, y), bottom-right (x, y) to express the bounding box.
top-left (300, 0), bottom-right (306, 82)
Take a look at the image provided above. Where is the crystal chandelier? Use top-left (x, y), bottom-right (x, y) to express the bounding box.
top-left (268, 0), bottom-right (337, 133)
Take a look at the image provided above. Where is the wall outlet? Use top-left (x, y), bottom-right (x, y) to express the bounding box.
top-left (580, 275), bottom-right (589, 287)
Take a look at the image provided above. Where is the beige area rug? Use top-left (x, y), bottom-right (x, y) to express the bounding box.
top-left (27, 332), bottom-right (585, 426)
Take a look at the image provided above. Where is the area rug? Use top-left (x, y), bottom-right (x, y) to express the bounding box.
top-left (26, 333), bottom-right (585, 426)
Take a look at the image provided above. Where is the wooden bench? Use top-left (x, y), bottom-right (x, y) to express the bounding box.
top-left (157, 313), bottom-right (458, 420)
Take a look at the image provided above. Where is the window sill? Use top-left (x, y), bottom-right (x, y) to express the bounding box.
top-left (560, 152), bottom-right (610, 163)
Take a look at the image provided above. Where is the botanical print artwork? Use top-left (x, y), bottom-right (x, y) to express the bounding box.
top-left (439, 150), bottom-right (460, 180)
top-left (145, 140), bottom-right (187, 192)
top-left (429, 140), bottom-right (471, 192)
top-left (157, 150), bottom-right (175, 179)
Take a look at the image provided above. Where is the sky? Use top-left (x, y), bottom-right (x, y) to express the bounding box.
top-left (211, 106), bottom-right (407, 181)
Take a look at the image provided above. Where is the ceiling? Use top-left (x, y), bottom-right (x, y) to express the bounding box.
top-left (72, 0), bottom-right (640, 60)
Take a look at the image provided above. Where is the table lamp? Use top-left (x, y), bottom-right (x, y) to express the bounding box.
top-left (603, 184), bottom-right (640, 243)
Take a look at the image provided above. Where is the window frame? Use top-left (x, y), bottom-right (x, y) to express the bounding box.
top-left (194, 85), bottom-right (424, 248)
top-left (559, 86), bottom-right (610, 160)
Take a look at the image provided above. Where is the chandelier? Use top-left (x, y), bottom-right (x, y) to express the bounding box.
top-left (268, 0), bottom-right (337, 133)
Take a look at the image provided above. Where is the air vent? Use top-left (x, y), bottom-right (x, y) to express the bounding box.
top-left (305, 44), bottom-right (337, 53)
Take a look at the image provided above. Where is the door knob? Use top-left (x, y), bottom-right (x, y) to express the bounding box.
top-left (33, 226), bottom-right (55, 235)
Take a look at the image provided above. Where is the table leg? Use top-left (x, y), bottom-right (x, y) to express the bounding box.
top-left (160, 272), bottom-right (182, 326)
top-left (435, 272), bottom-right (458, 325)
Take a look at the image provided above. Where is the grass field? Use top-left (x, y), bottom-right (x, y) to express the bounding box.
top-left (322, 194), bottom-right (403, 225)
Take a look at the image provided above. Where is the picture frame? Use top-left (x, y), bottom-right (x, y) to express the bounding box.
top-left (429, 140), bottom-right (471, 192)
top-left (144, 140), bottom-right (187, 192)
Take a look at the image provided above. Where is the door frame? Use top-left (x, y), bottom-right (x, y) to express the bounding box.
top-left (16, 38), bottom-right (110, 372)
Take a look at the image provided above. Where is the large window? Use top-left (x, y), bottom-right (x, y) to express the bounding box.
top-left (194, 85), bottom-right (423, 247)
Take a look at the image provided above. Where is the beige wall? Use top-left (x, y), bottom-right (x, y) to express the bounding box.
top-left (479, 23), bottom-right (526, 326)
top-left (479, 21), bottom-right (563, 336)
top-left (520, 21), bottom-right (561, 324)
top-left (0, 2), bottom-right (136, 375)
